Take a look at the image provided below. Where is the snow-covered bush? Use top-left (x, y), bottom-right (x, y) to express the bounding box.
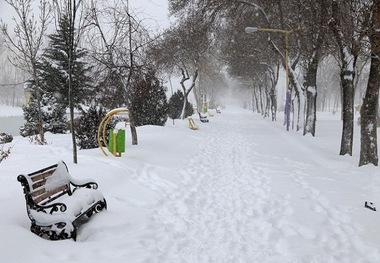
top-left (75, 105), bottom-right (107, 149)
top-left (0, 133), bottom-right (13, 144)
top-left (130, 71), bottom-right (168, 126)
top-left (20, 92), bottom-right (68, 137)
top-left (0, 146), bottom-right (11, 163)
top-left (168, 90), bottom-right (194, 119)
top-left (28, 135), bottom-right (47, 145)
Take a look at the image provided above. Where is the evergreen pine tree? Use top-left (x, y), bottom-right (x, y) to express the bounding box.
top-left (39, 14), bottom-right (93, 110)
top-left (130, 71), bottom-right (168, 126)
top-left (168, 90), bottom-right (194, 120)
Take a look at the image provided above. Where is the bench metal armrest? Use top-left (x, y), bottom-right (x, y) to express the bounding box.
top-left (70, 179), bottom-right (98, 190)
top-left (37, 203), bottom-right (67, 214)
top-left (29, 197), bottom-right (67, 214)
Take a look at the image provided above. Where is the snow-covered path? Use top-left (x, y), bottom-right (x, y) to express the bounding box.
top-left (147, 111), bottom-right (293, 262)
top-left (131, 108), bottom-right (380, 262)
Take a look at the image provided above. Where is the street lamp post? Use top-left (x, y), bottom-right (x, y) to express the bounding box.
top-left (245, 27), bottom-right (294, 131)
top-left (23, 79), bottom-right (35, 106)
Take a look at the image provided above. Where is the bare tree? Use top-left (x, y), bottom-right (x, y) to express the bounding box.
top-left (0, 0), bottom-right (52, 144)
top-left (316, 55), bottom-right (341, 112)
top-left (329, 0), bottom-right (370, 156)
top-left (299, 0), bottom-right (329, 137)
top-left (217, 11), bottom-right (280, 120)
top-left (359, 0), bottom-right (380, 166)
top-left (173, 0), bottom-right (305, 128)
top-left (150, 12), bottom-right (209, 119)
top-left (196, 56), bottom-right (228, 113)
top-left (87, 0), bottom-right (152, 145)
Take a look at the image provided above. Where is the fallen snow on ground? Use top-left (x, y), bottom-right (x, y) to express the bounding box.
top-left (0, 105), bottom-right (23, 117)
top-left (1, 105), bottom-right (380, 262)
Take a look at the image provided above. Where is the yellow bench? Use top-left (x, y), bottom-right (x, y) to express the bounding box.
top-left (188, 118), bottom-right (198, 130)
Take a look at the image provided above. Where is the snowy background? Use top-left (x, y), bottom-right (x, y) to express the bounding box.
top-left (2, 104), bottom-right (380, 262)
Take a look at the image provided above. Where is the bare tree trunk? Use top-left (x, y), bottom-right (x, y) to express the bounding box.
top-left (339, 65), bottom-right (355, 156)
top-left (288, 66), bottom-right (305, 131)
top-left (302, 0), bottom-right (327, 136)
top-left (359, 0), bottom-right (380, 166)
top-left (270, 87), bottom-right (277, 121)
top-left (303, 55), bottom-right (318, 136)
top-left (270, 64), bottom-right (279, 121)
top-left (179, 67), bottom-right (198, 119)
top-left (329, 1), bottom-right (359, 156)
top-left (253, 87), bottom-right (259, 113)
top-left (129, 111), bottom-right (138, 145)
top-left (264, 86), bottom-right (270, 118)
top-left (67, 0), bottom-right (78, 164)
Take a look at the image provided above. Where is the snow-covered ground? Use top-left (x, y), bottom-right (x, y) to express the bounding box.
top-left (1, 105), bottom-right (380, 262)
top-left (0, 106), bottom-right (23, 117)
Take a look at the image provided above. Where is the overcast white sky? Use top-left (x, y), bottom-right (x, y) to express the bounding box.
top-left (130, 0), bottom-right (172, 31)
top-left (0, 0), bottom-right (172, 31)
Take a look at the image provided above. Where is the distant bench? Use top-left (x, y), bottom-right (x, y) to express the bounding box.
top-left (198, 112), bottom-right (209, 123)
top-left (188, 117), bottom-right (198, 130)
top-left (17, 161), bottom-right (107, 241)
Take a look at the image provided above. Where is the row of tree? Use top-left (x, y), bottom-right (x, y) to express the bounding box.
top-left (160, 0), bottom-right (380, 167)
top-left (1, 0), bottom-right (380, 167)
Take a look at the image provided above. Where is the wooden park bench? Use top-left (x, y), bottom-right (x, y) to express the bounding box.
top-left (17, 161), bottom-right (107, 241)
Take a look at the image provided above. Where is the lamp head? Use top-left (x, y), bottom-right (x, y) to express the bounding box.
top-left (245, 27), bottom-right (259, 33)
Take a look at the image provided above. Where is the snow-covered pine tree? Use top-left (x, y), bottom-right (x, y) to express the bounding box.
top-left (43, 95), bottom-right (68, 134)
top-left (130, 71), bottom-right (168, 126)
top-left (39, 12), bottom-right (93, 163)
top-left (39, 14), bottom-right (93, 110)
top-left (20, 91), bottom-right (67, 137)
top-left (168, 90), bottom-right (194, 120)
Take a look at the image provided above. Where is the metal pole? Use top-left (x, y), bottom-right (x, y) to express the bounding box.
top-left (285, 32), bottom-right (290, 131)
top-left (245, 26), bottom-right (300, 131)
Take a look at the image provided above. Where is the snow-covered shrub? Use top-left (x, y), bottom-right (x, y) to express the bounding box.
top-left (130, 71), bottom-right (168, 126)
top-left (75, 105), bottom-right (107, 149)
top-left (28, 135), bottom-right (47, 145)
top-left (0, 133), bottom-right (13, 144)
top-left (20, 92), bottom-right (68, 137)
top-left (0, 146), bottom-right (11, 163)
top-left (168, 90), bottom-right (194, 119)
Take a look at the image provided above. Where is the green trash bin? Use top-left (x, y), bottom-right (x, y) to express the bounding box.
top-left (108, 129), bottom-right (125, 156)
top-left (202, 102), bottom-right (208, 114)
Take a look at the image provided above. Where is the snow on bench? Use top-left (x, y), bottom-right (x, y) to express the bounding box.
top-left (17, 160), bottom-right (107, 241)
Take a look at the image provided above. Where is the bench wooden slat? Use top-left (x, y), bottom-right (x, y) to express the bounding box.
top-left (32, 180), bottom-right (48, 191)
top-left (31, 188), bottom-right (46, 197)
top-left (30, 170), bottom-right (55, 183)
top-left (33, 184), bottom-right (70, 204)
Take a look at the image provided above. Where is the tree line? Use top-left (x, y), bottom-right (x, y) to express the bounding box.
top-left (1, 0), bottom-right (380, 167)
top-left (161, 0), bottom-right (380, 167)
